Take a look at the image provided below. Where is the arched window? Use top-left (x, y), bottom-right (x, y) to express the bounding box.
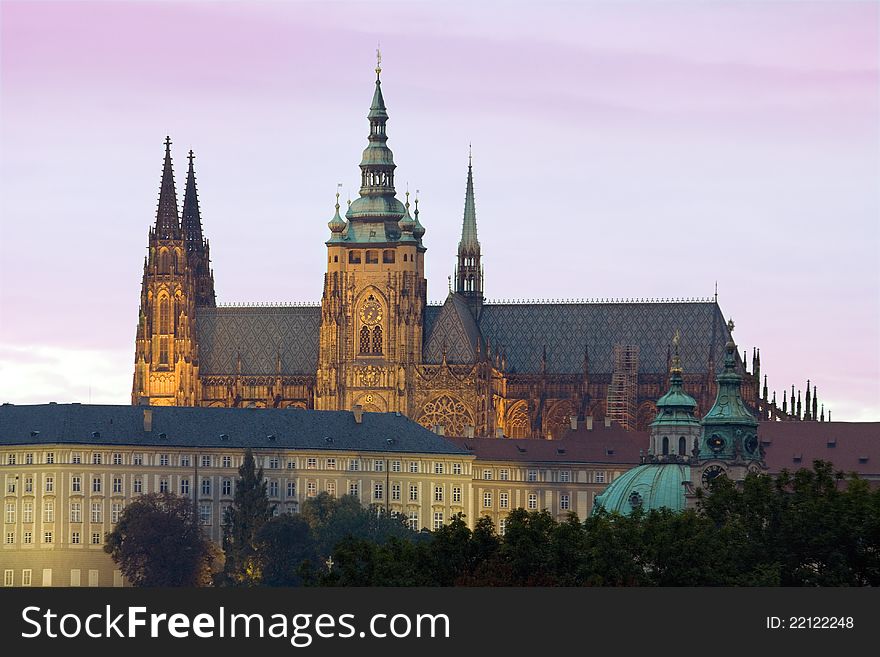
top-left (383, 250), bottom-right (395, 264)
top-left (371, 326), bottom-right (382, 354)
top-left (365, 250), bottom-right (379, 264)
top-left (159, 337), bottom-right (169, 365)
top-left (177, 250), bottom-right (185, 272)
top-left (159, 250), bottom-right (170, 273)
top-left (678, 437), bottom-right (687, 455)
top-left (662, 436), bottom-right (669, 455)
top-left (158, 297), bottom-right (170, 334)
top-left (348, 251), bottom-right (361, 264)
top-left (359, 326), bottom-right (370, 354)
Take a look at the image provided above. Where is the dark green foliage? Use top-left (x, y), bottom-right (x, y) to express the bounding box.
top-left (218, 449), bottom-right (274, 586)
top-left (256, 514), bottom-right (318, 586)
top-left (104, 492), bottom-right (216, 587)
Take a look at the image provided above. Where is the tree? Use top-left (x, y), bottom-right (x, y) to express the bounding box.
top-left (256, 514), bottom-right (318, 586)
top-left (104, 492), bottom-right (216, 586)
top-left (219, 449), bottom-right (273, 586)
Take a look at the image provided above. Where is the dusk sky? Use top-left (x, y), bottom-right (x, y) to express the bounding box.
top-left (1, 1), bottom-right (877, 420)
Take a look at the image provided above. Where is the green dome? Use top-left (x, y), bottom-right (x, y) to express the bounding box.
top-left (593, 464), bottom-right (690, 515)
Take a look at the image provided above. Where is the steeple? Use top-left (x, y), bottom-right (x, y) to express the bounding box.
top-left (181, 150), bottom-right (204, 251)
top-left (344, 51), bottom-right (407, 238)
top-left (649, 331), bottom-right (700, 459)
top-left (155, 136), bottom-right (180, 239)
top-left (698, 319), bottom-right (760, 462)
top-left (455, 147), bottom-right (484, 316)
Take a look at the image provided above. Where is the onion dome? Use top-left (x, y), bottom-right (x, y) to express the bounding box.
top-left (398, 190), bottom-right (416, 241)
top-left (327, 190), bottom-right (346, 241)
top-left (412, 192), bottom-right (425, 241)
top-left (652, 330), bottom-right (699, 429)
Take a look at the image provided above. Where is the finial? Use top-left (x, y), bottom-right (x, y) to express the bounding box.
top-left (727, 318), bottom-right (735, 334)
top-left (448, 275), bottom-right (452, 292)
top-left (414, 189), bottom-right (420, 214)
top-left (165, 135), bottom-right (172, 151)
top-left (187, 149), bottom-right (194, 164)
top-left (376, 43), bottom-right (382, 78)
top-left (670, 329), bottom-right (682, 374)
top-left (405, 189), bottom-right (410, 207)
top-left (468, 143), bottom-right (472, 167)
top-left (335, 182), bottom-right (342, 210)
top-left (714, 281), bottom-right (718, 302)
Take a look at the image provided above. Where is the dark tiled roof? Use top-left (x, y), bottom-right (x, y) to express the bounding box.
top-left (760, 421), bottom-right (880, 478)
top-left (0, 404), bottom-right (468, 455)
top-left (423, 294), bottom-right (483, 364)
top-left (449, 425), bottom-right (646, 465)
top-left (195, 306), bottom-right (320, 375)
top-left (476, 301), bottom-right (730, 374)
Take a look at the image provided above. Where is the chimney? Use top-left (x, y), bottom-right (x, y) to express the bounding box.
top-left (352, 405), bottom-right (363, 424)
top-left (495, 428), bottom-right (504, 438)
top-left (143, 408), bottom-right (153, 433)
top-left (604, 417), bottom-right (612, 428)
top-left (569, 415), bottom-right (578, 431)
top-left (586, 416), bottom-right (594, 431)
top-left (434, 424), bottom-right (445, 436)
top-left (465, 424), bottom-right (475, 438)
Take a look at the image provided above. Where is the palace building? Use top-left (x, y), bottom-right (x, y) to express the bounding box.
top-left (131, 59), bottom-right (819, 438)
top-left (0, 402), bottom-right (639, 587)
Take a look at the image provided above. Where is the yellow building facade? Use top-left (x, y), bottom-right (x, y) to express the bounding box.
top-left (0, 404), bottom-right (640, 587)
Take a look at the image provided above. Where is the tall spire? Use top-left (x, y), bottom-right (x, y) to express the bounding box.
top-left (455, 148), bottom-right (483, 315)
top-left (181, 149), bottom-right (204, 250)
top-left (155, 136), bottom-right (180, 238)
top-left (459, 144), bottom-right (479, 251)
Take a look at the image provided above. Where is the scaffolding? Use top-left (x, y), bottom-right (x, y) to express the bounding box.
top-left (606, 345), bottom-right (639, 430)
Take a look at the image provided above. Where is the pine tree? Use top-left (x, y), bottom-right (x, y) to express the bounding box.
top-left (219, 449), bottom-right (273, 586)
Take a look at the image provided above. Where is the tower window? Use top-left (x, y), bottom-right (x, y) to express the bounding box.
top-left (403, 254), bottom-right (408, 262)
top-left (382, 250), bottom-right (395, 264)
top-left (348, 251), bottom-right (361, 264)
top-left (359, 326), bottom-right (371, 354)
top-left (662, 436), bottom-right (669, 455)
top-left (333, 255), bottom-right (338, 263)
top-left (365, 250), bottom-right (378, 264)
top-left (159, 337), bottom-right (169, 365)
top-left (678, 436), bottom-right (687, 455)
top-left (159, 250), bottom-right (170, 273)
top-left (158, 297), bottom-right (170, 334)
top-left (371, 326), bottom-right (383, 354)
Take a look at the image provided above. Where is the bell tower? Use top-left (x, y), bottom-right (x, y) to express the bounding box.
top-left (131, 137), bottom-right (200, 406)
top-left (316, 55), bottom-right (427, 414)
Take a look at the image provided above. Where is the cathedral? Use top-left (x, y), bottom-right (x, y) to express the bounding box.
top-left (132, 60), bottom-right (817, 438)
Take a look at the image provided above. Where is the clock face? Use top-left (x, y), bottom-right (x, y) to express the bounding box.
top-left (744, 434), bottom-right (758, 454)
top-left (359, 300), bottom-right (382, 326)
top-left (701, 465), bottom-right (726, 487)
top-left (707, 434), bottom-right (725, 452)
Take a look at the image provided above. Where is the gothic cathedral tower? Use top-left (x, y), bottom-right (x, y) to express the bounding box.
top-left (454, 149), bottom-right (483, 318)
top-left (316, 59), bottom-right (427, 413)
top-left (132, 138), bottom-right (214, 406)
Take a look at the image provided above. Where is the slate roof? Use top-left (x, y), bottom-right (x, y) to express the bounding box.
top-left (195, 306), bottom-right (321, 376)
top-left (475, 301), bottom-right (730, 375)
top-left (423, 294), bottom-right (482, 364)
top-left (193, 300), bottom-right (730, 377)
top-left (0, 404), bottom-right (468, 455)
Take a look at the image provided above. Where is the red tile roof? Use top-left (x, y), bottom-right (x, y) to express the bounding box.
top-left (448, 423), bottom-right (646, 465)
top-left (759, 421), bottom-right (880, 479)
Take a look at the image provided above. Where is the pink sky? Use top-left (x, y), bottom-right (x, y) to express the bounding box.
top-left (1, 1), bottom-right (878, 420)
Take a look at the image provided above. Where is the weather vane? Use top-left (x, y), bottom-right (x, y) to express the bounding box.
top-left (376, 43), bottom-right (382, 76)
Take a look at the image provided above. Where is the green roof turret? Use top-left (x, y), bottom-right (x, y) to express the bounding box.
top-left (327, 185), bottom-right (347, 241)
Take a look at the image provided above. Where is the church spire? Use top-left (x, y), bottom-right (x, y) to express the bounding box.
top-left (181, 150), bottom-right (204, 251)
top-left (155, 136), bottom-right (180, 239)
top-left (455, 147), bottom-right (484, 315)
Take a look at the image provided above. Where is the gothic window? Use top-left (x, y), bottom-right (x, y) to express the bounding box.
top-left (662, 437), bottom-right (669, 455)
top-left (678, 437), bottom-right (687, 455)
top-left (159, 337), bottom-right (169, 365)
top-left (359, 326), bottom-right (370, 354)
top-left (158, 297), bottom-right (170, 334)
top-left (348, 251), bottom-right (361, 264)
top-left (543, 400), bottom-right (573, 440)
top-left (365, 250), bottom-right (378, 264)
top-left (417, 395), bottom-right (475, 437)
top-left (382, 250), bottom-right (395, 264)
top-left (371, 326), bottom-right (382, 354)
top-left (506, 401), bottom-right (531, 439)
top-left (159, 250), bottom-right (170, 273)
top-left (177, 250), bottom-right (185, 272)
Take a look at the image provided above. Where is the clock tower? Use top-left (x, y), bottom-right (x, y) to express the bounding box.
top-left (315, 56), bottom-right (427, 413)
top-left (694, 319), bottom-right (765, 490)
